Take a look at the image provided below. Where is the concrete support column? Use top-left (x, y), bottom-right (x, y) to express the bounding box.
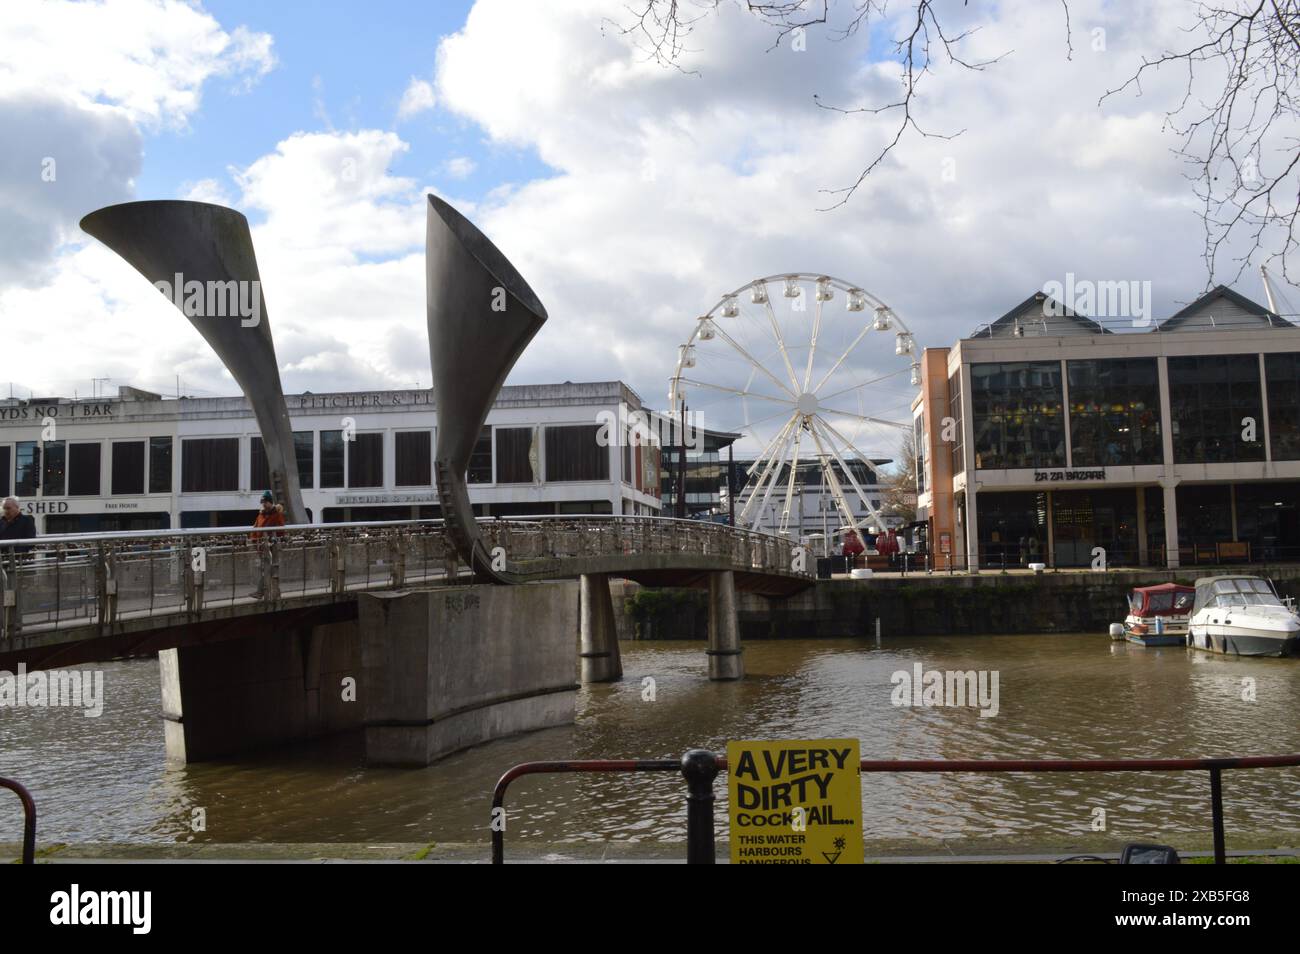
top-left (1162, 480), bottom-right (1180, 569)
top-left (579, 573), bottom-right (622, 683)
top-left (361, 583), bottom-right (578, 766)
top-left (1136, 487), bottom-right (1148, 566)
top-left (707, 570), bottom-right (744, 681)
top-left (965, 487), bottom-right (980, 573)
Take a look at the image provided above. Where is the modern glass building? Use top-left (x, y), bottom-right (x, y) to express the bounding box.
top-left (914, 286), bottom-right (1300, 569)
top-left (0, 381), bottom-right (663, 533)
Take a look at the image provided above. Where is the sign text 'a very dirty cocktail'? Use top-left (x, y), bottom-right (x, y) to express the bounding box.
top-left (727, 739), bottom-right (863, 864)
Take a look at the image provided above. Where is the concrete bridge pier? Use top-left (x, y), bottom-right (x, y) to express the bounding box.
top-left (707, 570), bottom-right (744, 681)
top-left (579, 573), bottom-right (622, 683)
top-left (361, 582), bottom-right (579, 766)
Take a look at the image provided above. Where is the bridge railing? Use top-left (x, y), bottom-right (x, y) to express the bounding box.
top-left (0, 515), bottom-right (809, 639)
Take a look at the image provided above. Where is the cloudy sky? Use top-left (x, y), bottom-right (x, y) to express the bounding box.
top-left (1, 0), bottom-right (1296, 457)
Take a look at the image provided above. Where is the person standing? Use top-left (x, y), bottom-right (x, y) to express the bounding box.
top-left (0, 497), bottom-right (37, 557)
top-left (249, 491), bottom-right (286, 599)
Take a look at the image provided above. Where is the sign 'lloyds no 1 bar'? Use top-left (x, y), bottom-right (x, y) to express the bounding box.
top-left (727, 738), bottom-right (863, 864)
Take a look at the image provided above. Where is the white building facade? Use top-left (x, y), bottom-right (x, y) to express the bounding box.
top-left (0, 381), bottom-right (663, 534)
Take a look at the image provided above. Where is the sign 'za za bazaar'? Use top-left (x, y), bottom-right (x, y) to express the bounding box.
top-left (727, 739), bottom-right (863, 864)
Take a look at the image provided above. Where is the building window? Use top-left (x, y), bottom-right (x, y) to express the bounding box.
top-left (15, 441), bottom-right (39, 497)
top-left (149, 437), bottom-right (172, 494)
top-left (970, 362), bottom-right (1065, 470)
top-left (1068, 358), bottom-right (1163, 466)
top-left (348, 433), bottom-right (383, 488)
top-left (295, 432), bottom-right (314, 489)
top-left (251, 433), bottom-right (315, 490)
top-left (320, 431), bottom-right (345, 488)
top-left (467, 426), bottom-right (492, 483)
top-left (111, 441), bottom-right (145, 495)
top-left (0, 446), bottom-right (9, 497)
top-left (495, 427), bottom-right (534, 484)
top-left (545, 424), bottom-right (608, 482)
top-left (948, 370), bottom-right (963, 475)
top-left (395, 431), bottom-right (432, 486)
top-left (42, 440), bottom-right (66, 496)
top-left (181, 438), bottom-right (238, 493)
top-left (68, 443), bottom-right (102, 496)
top-left (914, 414), bottom-right (926, 496)
top-left (1265, 352), bottom-right (1300, 461)
top-left (1169, 355), bottom-right (1264, 463)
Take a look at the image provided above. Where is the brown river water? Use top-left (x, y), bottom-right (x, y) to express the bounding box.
top-left (2, 635), bottom-right (1298, 852)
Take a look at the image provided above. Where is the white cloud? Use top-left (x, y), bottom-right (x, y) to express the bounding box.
top-left (0, 0), bottom-right (274, 288)
top-left (422, 0), bottom-right (1267, 455)
top-left (396, 77), bottom-right (436, 120)
top-left (6, 0), bottom-right (1296, 457)
top-left (442, 156), bottom-right (476, 179)
top-left (179, 177), bottom-right (233, 205)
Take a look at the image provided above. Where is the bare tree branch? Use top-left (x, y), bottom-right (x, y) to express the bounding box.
top-left (1102, 1), bottom-right (1300, 285)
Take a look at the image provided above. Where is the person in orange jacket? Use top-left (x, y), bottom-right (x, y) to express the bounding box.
top-left (250, 490), bottom-right (286, 598)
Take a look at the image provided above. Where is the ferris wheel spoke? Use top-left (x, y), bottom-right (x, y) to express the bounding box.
top-left (675, 376), bottom-right (793, 406)
top-left (805, 423), bottom-right (861, 533)
top-left (751, 423), bottom-right (799, 532)
top-left (709, 323), bottom-right (797, 399)
top-left (811, 322), bottom-right (876, 395)
top-left (761, 297), bottom-right (802, 392)
top-left (809, 417), bottom-right (885, 529)
top-left (737, 414), bottom-right (799, 527)
top-left (818, 366), bottom-right (910, 404)
top-left (816, 415), bottom-right (894, 486)
top-left (742, 405), bottom-right (801, 436)
top-left (818, 406), bottom-right (910, 430)
top-left (801, 296), bottom-right (825, 393)
top-left (779, 422), bottom-right (805, 534)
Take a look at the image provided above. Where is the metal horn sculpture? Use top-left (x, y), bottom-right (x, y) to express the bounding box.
top-left (80, 201), bottom-right (306, 525)
top-left (425, 194), bottom-right (547, 583)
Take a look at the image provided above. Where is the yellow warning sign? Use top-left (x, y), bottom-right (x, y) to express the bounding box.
top-left (727, 738), bottom-right (863, 865)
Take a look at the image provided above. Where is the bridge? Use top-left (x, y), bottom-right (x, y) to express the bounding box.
top-left (1, 195), bottom-right (817, 768)
top-left (1, 517), bottom-right (811, 765)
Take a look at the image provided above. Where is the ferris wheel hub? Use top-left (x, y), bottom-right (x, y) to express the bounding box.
top-left (795, 392), bottom-right (819, 416)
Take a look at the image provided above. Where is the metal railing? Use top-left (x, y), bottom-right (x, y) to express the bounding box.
top-left (0, 777), bottom-right (36, 865)
top-left (490, 750), bottom-right (1300, 864)
top-left (0, 515), bottom-right (810, 639)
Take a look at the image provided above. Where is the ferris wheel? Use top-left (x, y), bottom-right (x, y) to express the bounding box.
top-left (668, 273), bottom-right (918, 537)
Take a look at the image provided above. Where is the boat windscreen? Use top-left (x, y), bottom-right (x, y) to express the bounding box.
top-left (1148, 592), bottom-right (1173, 612)
top-left (1206, 578), bottom-right (1282, 607)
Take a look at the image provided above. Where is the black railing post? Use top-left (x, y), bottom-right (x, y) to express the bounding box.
top-left (0, 777), bottom-right (36, 865)
top-left (681, 749), bottom-right (719, 864)
top-left (1209, 766), bottom-right (1226, 865)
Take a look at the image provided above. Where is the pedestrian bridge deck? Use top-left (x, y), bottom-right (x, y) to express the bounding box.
top-left (1, 516), bottom-right (811, 667)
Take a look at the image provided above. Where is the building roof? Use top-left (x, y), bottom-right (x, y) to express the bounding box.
top-left (1156, 285), bottom-right (1290, 331)
top-left (971, 290), bottom-right (1109, 339)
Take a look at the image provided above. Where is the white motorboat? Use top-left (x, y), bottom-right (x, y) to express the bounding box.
top-left (1187, 576), bottom-right (1300, 658)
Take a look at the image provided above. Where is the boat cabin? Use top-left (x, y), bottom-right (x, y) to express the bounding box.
top-left (1127, 583), bottom-right (1195, 618)
top-left (1191, 577), bottom-right (1284, 614)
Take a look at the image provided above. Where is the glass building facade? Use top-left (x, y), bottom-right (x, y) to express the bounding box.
top-left (1067, 358), bottom-right (1162, 466)
top-left (1169, 354), bottom-right (1265, 463)
top-left (970, 361), bottom-right (1065, 470)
